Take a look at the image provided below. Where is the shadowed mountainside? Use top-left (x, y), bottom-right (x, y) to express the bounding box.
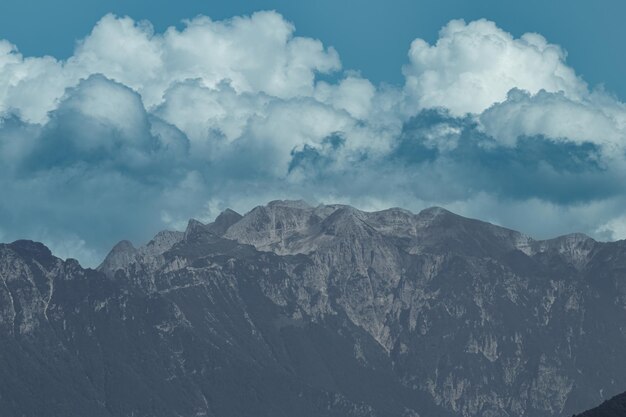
top-left (575, 390), bottom-right (626, 417)
top-left (1, 200), bottom-right (625, 417)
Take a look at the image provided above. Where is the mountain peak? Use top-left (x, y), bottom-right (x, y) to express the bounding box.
top-left (185, 218), bottom-right (205, 231)
top-left (222, 200), bottom-right (320, 253)
top-left (8, 239), bottom-right (53, 258)
top-left (218, 208), bottom-right (242, 217)
top-left (144, 230), bottom-right (184, 256)
top-left (6, 240), bottom-right (57, 269)
top-left (183, 218), bottom-right (207, 240)
top-left (112, 239), bottom-right (136, 252)
top-left (208, 208), bottom-right (243, 236)
top-left (417, 206), bottom-right (454, 219)
top-left (98, 239), bottom-right (138, 277)
top-left (266, 199), bottom-right (312, 209)
top-left (319, 205), bottom-right (373, 237)
top-left (556, 232), bottom-right (594, 243)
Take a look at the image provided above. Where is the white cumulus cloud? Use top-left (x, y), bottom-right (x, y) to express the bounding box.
top-left (480, 88), bottom-right (626, 149)
top-left (402, 19), bottom-right (587, 115)
top-left (0, 11), bottom-right (341, 124)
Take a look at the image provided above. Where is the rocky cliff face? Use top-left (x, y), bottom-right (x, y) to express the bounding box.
top-left (1, 200), bottom-right (625, 417)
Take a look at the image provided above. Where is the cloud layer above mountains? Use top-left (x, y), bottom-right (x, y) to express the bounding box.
top-left (2, 12), bottom-right (626, 265)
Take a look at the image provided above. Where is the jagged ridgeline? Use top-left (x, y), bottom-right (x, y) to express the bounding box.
top-left (1, 200), bottom-right (625, 417)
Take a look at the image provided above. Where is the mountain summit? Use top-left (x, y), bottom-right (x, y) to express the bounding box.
top-left (0, 201), bottom-right (624, 417)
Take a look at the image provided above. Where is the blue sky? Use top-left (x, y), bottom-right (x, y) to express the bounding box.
top-left (1, 1), bottom-right (626, 265)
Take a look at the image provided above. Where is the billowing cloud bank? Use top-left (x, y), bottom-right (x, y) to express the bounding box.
top-left (2, 12), bottom-right (626, 265)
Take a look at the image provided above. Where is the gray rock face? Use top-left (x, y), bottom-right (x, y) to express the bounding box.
top-left (1, 201), bottom-right (626, 417)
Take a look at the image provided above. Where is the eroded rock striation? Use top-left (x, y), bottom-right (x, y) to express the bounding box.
top-left (1, 200), bottom-right (625, 417)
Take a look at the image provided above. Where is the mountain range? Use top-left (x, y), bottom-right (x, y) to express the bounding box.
top-left (1, 200), bottom-right (625, 417)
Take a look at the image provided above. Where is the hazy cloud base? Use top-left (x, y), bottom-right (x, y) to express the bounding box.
top-left (2, 11), bottom-right (626, 266)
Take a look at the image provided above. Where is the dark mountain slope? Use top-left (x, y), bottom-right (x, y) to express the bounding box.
top-left (575, 391), bottom-right (626, 417)
top-left (1, 201), bottom-right (625, 417)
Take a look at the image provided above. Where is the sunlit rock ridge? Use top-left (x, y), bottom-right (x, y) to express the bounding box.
top-left (1, 200), bottom-right (625, 417)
